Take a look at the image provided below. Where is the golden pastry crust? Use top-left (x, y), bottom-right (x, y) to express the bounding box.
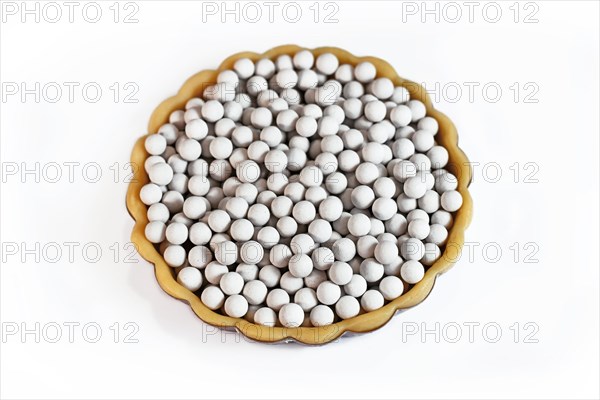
top-left (126, 45), bottom-right (473, 345)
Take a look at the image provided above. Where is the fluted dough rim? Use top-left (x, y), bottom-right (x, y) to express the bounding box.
top-left (126, 45), bottom-right (473, 345)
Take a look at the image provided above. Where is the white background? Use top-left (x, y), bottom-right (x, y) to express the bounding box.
top-left (1, 1), bottom-right (599, 399)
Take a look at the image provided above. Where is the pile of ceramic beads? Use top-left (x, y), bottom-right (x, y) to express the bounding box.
top-left (140, 50), bottom-right (463, 328)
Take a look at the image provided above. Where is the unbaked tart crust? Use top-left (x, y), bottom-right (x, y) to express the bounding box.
top-left (126, 45), bottom-right (473, 345)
